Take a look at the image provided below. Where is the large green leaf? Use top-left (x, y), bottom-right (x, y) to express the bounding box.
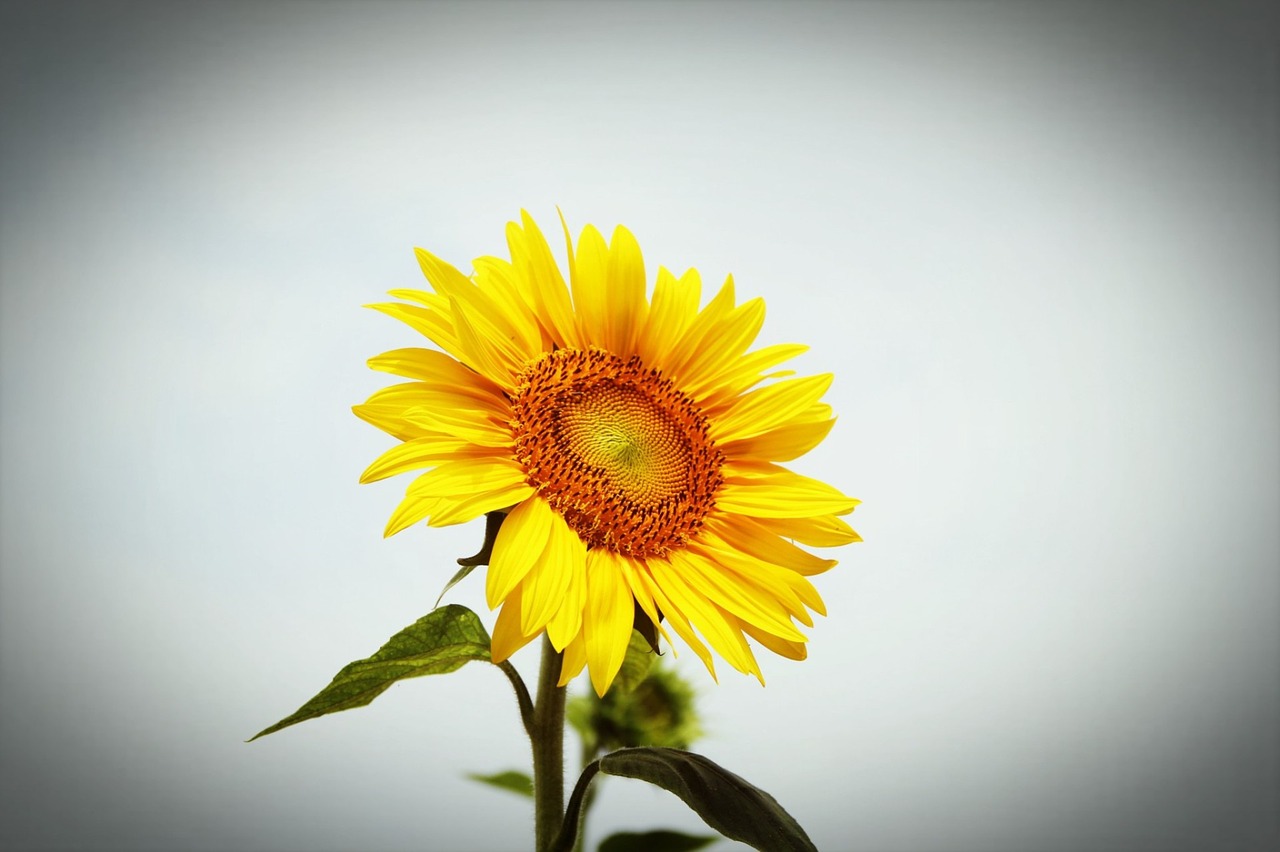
top-left (467, 769), bottom-right (534, 798)
top-left (598, 748), bottom-right (817, 852)
top-left (598, 830), bottom-right (717, 852)
top-left (251, 604), bottom-right (491, 741)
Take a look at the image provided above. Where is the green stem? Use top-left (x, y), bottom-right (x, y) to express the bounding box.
top-left (531, 634), bottom-right (566, 852)
top-left (570, 740), bottom-right (601, 852)
top-left (498, 660), bottom-right (535, 738)
top-left (553, 759), bottom-right (601, 852)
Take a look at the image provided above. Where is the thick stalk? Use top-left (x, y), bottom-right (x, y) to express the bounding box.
top-left (531, 634), bottom-right (566, 852)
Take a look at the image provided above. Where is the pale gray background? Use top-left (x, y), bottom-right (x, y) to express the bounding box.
top-left (2, 2), bottom-right (1277, 851)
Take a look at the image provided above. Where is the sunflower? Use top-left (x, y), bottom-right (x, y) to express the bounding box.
top-left (356, 211), bottom-right (859, 696)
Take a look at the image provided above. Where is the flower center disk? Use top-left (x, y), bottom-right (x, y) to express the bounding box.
top-left (511, 349), bottom-right (724, 557)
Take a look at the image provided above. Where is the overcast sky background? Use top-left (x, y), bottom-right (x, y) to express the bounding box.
top-left (2, 2), bottom-right (1277, 851)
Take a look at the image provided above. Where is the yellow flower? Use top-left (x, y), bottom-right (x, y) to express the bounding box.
top-left (356, 211), bottom-right (860, 696)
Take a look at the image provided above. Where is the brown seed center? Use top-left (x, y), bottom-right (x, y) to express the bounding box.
top-left (510, 349), bottom-right (724, 557)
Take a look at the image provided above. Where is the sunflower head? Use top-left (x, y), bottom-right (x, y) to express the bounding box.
top-left (357, 211), bottom-right (860, 696)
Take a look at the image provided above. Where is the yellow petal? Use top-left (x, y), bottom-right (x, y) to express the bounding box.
top-left (695, 343), bottom-right (809, 409)
top-left (571, 224), bottom-right (610, 346)
top-left (604, 225), bottom-right (647, 356)
top-left (720, 416), bottom-right (836, 463)
top-left (614, 553), bottom-right (674, 649)
top-left (741, 620), bottom-right (807, 661)
top-left (471, 255), bottom-right (543, 355)
top-left (381, 287), bottom-right (436, 307)
top-left (666, 549), bottom-right (807, 641)
top-left (413, 249), bottom-right (519, 343)
top-left (361, 380), bottom-right (509, 420)
top-left (710, 374), bottom-right (833, 444)
top-left (787, 570), bottom-right (826, 617)
top-left (677, 297), bottom-right (765, 398)
top-left (359, 437), bottom-right (487, 484)
top-left (631, 561), bottom-right (717, 680)
top-left (754, 514), bottom-right (863, 548)
top-left (365, 301), bottom-right (460, 359)
top-left (640, 267), bottom-right (701, 363)
top-left (557, 630), bottom-right (588, 687)
top-left (486, 495), bottom-right (553, 608)
top-left (506, 211), bottom-right (581, 349)
top-left (704, 514), bottom-right (838, 576)
top-left (491, 585), bottom-right (538, 663)
top-left (352, 403), bottom-right (436, 442)
top-left (583, 549), bottom-right (636, 696)
top-left (716, 609), bottom-right (766, 684)
top-left (702, 535), bottom-right (828, 617)
top-left (367, 348), bottom-right (508, 400)
top-left (416, 247), bottom-right (539, 372)
top-left (544, 521), bottom-right (588, 651)
top-left (412, 245), bottom-right (473, 294)
top-left (359, 383), bottom-right (512, 447)
top-left (445, 295), bottom-right (523, 391)
top-left (649, 558), bottom-right (761, 679)
top-left (426, 482), bottom-right (534, 527)
top-left (521, 512), bottom-right (586, 639)
top-left (637, 267), bottom-right (701, 365)
top-left (690, 536), bottom-right (818, 626)
top-left (395, 407), bottom-right (513, 448)
top-left (401, 456), bottom-right (526, 499)
top-left (716, 463), bottom-right (859, 518)
top-left (383, 494), bottom-right (441, 537)
top-left (652, 274), bottom-right (736, 380)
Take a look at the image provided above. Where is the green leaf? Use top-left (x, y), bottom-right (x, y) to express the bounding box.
top-left (613, 629), bottom-right (656, 694)
top-left (467, 769), bottom-right (534, 798)
top-left (598, 830), bottom-right (718, 852)
top-left (250, 604), bottom-right (491, 741)
top-left (598, 748), bottom-right (817, 852)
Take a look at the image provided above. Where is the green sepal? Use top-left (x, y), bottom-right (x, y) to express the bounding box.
top-left (632, 600), bottom-right (661, 654)
top-left (598, 830), bottom-right (718, 852)
top-left (456, 510), bottom-right (505, 566)
top-left (435, 510), bottom-right (506, 606)
top-left (433, 563), bottom-right (477, 608)
top-left (614, 629), bottom-right (656, 694)
top-left (467, 769), bottom-right (534, 798)
top-left (597, 748), bottom-right (817, 852)
top-left (250, 604), bottom-right (491, 741)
